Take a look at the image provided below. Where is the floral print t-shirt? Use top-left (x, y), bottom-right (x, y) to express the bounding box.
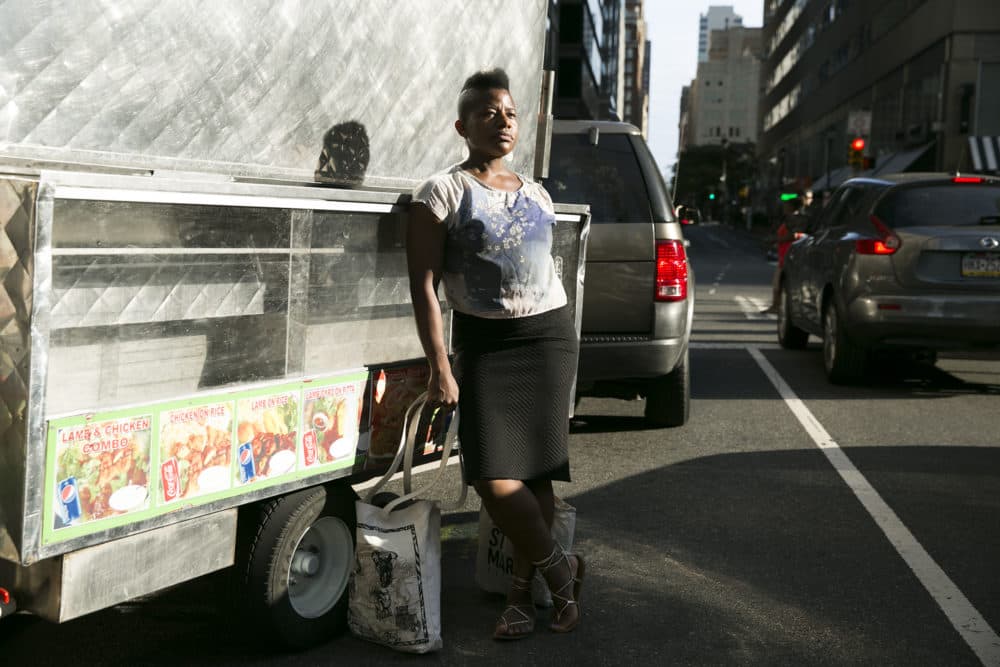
top-left (411, 165), bottom-right (568, 319)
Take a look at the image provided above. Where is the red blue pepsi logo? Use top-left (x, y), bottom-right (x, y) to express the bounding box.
top-left (61, 483), bottom-right (76, 503)
top-left (239, 448), bottom-right (253, 465)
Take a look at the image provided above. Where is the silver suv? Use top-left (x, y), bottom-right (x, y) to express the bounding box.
top-left (546, 120), bottom-right (694, 426)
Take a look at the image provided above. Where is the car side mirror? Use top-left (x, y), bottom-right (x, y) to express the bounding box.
top-left (677, 206), bottom-right (701, 225)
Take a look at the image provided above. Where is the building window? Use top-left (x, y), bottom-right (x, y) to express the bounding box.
top-left (557, 58), bottom-right (582, 97)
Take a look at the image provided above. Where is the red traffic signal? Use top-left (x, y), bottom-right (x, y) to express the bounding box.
top-left (850, 137), bottom-right (866, 152)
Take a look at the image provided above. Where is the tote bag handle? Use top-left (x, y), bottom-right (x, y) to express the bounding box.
top-left (363, 393), bottom-right (466, 513)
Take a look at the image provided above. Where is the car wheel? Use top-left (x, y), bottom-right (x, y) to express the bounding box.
top-left (777, 282), bottom-right (809, 349)
top-left (822, 299), bottom-right (867, 384)
top-left (644, 349), bottom-right (690, 427)
top-left (235, 484), bottom-right (357, 650)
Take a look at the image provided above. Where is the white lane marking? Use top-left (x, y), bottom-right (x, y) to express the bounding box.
top-left (735, 296), bottom-right (776, 320)
top-left (746, 296), bottom-right (773, 314)
top-left (708, 262), bottom-right (732, 296)
top-left (691, 342), bottom-right (781, 350)
top-left (748, 346), bottom-right (1000, 666)
top-left (710, 233), bottom-right (732, 250)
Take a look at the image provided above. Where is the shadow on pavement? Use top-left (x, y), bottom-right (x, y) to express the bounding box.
top-left (3, 447), bottom-right (994, 666)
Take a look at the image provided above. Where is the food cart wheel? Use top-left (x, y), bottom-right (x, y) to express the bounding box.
top-left (236, 483), bottom-right (357, 650)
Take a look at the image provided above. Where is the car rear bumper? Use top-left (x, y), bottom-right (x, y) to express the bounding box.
top-left (845, 294), bottom-right (1000, 347)
top-left (577, 337), bottom-right (686, 384)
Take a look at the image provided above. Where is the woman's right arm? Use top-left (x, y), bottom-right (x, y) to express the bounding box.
top-left (406, 202), bottom-right (459, 410)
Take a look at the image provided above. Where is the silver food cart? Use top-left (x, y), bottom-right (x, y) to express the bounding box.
top-left (0, 0), bottom-right (589, 649)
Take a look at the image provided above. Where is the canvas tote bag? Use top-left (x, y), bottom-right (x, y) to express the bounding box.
top-left (348, 394), bottom-right (464, 653)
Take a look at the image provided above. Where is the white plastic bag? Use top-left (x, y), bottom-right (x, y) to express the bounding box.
top-left (475, 497), bottom-right (576, 607)
top-left (348, 394), bottom-right (463, 653)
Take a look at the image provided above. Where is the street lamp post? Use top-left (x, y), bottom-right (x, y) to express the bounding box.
top-left (720, 138), bottom-right (728, 224)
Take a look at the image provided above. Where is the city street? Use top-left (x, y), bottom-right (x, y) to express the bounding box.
top-left (3, 221), bottom-right (998, 666)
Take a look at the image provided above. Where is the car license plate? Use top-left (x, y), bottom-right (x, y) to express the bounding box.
top-left (961, 252), bottom-right (1000, 278)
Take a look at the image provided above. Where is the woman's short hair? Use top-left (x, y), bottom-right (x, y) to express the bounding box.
top-left (458, 68), bottom-right (511, 120)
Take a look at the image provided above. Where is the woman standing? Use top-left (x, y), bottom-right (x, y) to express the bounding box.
top-left (406, 69), bottom-right (584, 640)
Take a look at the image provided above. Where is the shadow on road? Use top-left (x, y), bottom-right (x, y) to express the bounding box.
top-left (2, 446), bottom-right (994, 666)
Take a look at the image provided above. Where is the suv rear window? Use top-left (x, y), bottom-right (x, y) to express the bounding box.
top-left (547, 134), bottom-right (653, 223)
top-left (875, 185), bottom-right (1000, 227)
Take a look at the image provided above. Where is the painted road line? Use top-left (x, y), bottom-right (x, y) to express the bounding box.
top-left (690, 342), bottom-right (781, 350)
top-left (735, 295), bottom-right (776, 321)
top-left (748, 346), bottom-right (1000, 666)
top-left (708, 262), bottom-right (731, 296)
top-left (746, 295), bottom-right (774, 316)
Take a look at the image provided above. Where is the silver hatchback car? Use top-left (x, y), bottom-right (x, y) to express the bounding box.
top-left (778, 173), bottom-right (1000, 383)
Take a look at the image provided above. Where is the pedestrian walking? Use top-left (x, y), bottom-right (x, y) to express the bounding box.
top-left (406, 68), bottom-right (584, 640)
top-left (763, 192), bottom-right (808, 313)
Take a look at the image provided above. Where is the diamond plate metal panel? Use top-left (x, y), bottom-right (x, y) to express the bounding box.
top-left (0, 177), bottom-right (34, 563)
top-left (0, 0), bottom-right (547, 185)
top-left (49, 257), bottom-right (273, 328)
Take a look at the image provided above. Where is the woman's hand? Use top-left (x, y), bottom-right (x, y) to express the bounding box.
top-left (428, 367), bottom-right (459, 411)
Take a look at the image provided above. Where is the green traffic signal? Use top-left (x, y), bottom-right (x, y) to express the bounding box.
top-left (708, 193), bottom-right (716, 200)
top-left (780, 193), bottom-right (799, 201)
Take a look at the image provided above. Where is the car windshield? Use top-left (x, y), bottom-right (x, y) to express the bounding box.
top-left (546, 134), bottom-right (653, 223)
top-left (875, 185), bottom-right (1000, 227)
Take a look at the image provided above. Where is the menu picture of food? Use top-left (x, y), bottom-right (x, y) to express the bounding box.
top-left (54, 416), bottom-right (152, 528)
top-left (368, 365), bottom-right (429, 461)
top-left (234, 392), bottom-right (299, 486)
top-left (301, 379), bottom-right (365, 469)
top-left (159, 402), bottom-right (233, 503)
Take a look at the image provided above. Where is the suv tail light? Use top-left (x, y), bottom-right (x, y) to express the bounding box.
top-left (856, 215), bottom-right (902, 255)
top-left (655, 240), bottom-right (688, 301)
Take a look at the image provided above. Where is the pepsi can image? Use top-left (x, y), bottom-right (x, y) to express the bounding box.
top-left (59, 477), bottom-right (82, 523)
top-left (238, 442), bottom-right (256, 483)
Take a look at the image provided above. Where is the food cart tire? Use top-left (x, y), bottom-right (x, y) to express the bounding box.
top-left (235, 483), bottom-right (357, 650)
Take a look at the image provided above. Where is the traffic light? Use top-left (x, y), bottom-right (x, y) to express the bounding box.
top-left (849, 137), bottom-right (866, 167)
top-left (708, 192), bottom-right (716, 200)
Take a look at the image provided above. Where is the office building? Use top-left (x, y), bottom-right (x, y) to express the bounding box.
top-left (699, 6), bottom-right (744, 62)
top-left (688, 27), bottom-right (763, 146)
top-left (624, 0), bottom-right (651, 135)
top-left (548, 0), bottom-right (627, 121)
top-left (760, 0), bottom-right (1000, 189)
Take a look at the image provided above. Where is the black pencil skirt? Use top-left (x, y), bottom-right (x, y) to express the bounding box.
top-left (451, 305), bottom-right (578, 483)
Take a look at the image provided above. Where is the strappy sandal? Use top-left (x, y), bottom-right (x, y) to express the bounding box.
top-left (493, 575), bottom-right (536, 641)
top-left (533, 545), bottom-right (585, 633)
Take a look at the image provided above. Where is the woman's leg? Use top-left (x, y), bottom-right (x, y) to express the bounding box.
top-left (476, 479), bottom-right (580, 633)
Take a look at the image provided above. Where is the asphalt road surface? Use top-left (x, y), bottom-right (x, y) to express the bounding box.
top-left (3, 221), bottom-right (998, 666)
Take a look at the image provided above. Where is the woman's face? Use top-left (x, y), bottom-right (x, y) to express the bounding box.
top-left (457, 88), bottom-right (518, 159)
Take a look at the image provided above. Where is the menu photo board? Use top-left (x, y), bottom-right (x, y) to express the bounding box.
top-left (234, 390), bottom-right (300, 487)
top-left (159, 401), bottom-right (233, 504)
top-left (50, 413), bottom-right (154, 531)
top-left (42, 370), bottom-right (367, 546)
top-left (300, 376), bottom-right (367, 471)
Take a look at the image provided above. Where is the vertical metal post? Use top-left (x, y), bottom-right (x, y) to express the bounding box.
top-left (534, 70), bottom-right (555, 180)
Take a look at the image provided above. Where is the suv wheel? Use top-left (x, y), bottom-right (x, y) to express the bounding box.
top-left (644, 349), bottom-right (690, 427)
top-left (823, 298), bottom-right (867, 384)
top-left (777, 282), bottom-right (809, 349)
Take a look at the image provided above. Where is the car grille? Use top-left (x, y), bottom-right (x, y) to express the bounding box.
top-left (581, 334), bottom-right (652, 344)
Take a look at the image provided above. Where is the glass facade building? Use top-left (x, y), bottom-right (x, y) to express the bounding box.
top-left (760, 0), bottom-right (1000, 188)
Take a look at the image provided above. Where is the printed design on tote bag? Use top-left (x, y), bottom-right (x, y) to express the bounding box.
top-left (350, 523), bottom-right (429, 647)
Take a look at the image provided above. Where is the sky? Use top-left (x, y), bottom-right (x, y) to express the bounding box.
top-left (644, 1), bottom-right (764, 174)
